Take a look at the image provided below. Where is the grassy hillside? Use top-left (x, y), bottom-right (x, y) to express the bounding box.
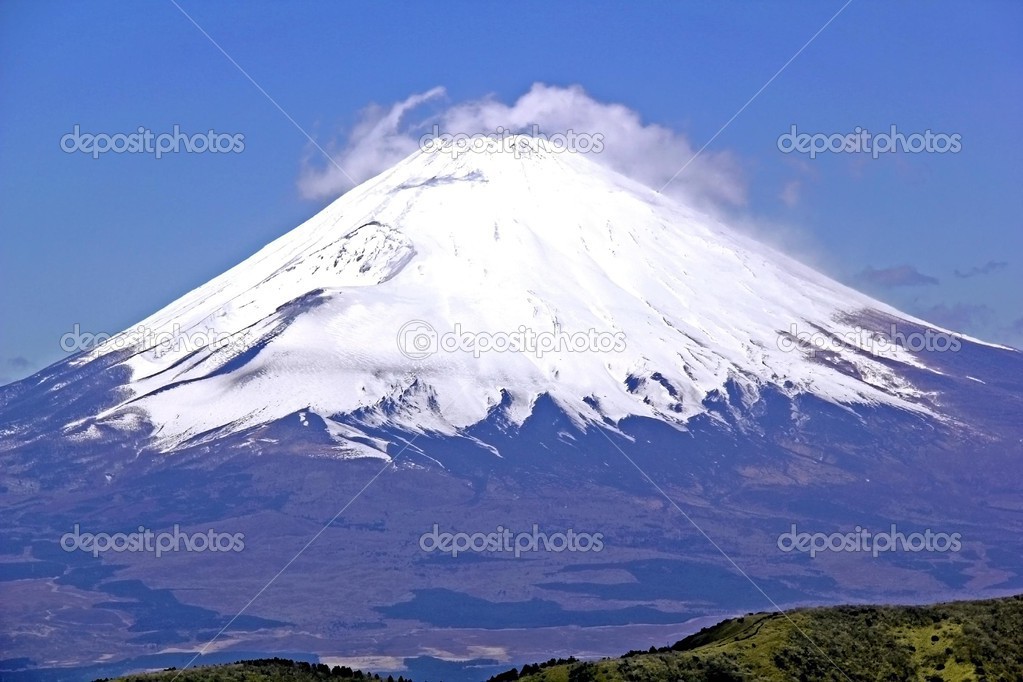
top-left (504, 594), bottom-right (1023, 682)
top-left (100, 595), bottom-right (1023, 682)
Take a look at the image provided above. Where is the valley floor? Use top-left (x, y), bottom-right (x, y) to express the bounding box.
top-left (101, 593), bottom-right (1023, 682)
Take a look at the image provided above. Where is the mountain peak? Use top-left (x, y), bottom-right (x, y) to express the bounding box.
top-left (401, 132), bottom-right (604, 188)
top-left (422, 132), bottom-right (579, 161)
top-left (29, 138), bottom-right (978, 452)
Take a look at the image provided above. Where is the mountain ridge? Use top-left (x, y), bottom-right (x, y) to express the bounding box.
top-left (1, 136), bottom-right (1021, 680)
top-left (6, 135), bottom-right (1005, 458)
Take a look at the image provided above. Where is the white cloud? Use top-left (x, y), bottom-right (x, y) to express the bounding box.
top-left (297, 83), bottom-right (745, 209)
top-left (779, 179), bottom-right (801, 207)
top-left (297, 86), bottom-right (445, 200)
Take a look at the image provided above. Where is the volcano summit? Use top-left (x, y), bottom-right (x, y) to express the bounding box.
top-left (1, 136), bottom-right (1021, 681)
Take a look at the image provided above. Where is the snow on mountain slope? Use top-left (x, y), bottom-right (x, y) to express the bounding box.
top-left (63, 136), bottom-right (980, 452)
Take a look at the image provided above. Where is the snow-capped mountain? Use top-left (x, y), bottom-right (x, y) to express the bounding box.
top-left (2, 136), bottom-right (1021, 681)
top-left (22, 136), bottom-right (999, 456)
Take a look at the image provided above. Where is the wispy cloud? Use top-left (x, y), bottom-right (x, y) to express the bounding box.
top-left (855, 265), bottom-right (939, 288)
top-left (297, 84), bottom-right (746, 210)
top-left (917, 303), bottom-right (994, 332)
top-left (1, 356), bottom-right (34, 386)
top-left (953, 260), bottom-right (1008, 279)
top-left (779, 180), bottom-right (801, 207)
top-left (296, 87), bottom-right (446, 200)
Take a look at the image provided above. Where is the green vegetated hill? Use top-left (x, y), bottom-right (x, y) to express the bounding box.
top-left (504, 594), bottom-right (1023, 682)
top-left (101, 595), bottom-right (1023, 682)
top-left (97, 660), bottom-right (402, 682)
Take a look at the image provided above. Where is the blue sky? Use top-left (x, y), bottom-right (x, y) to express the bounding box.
top-left (1, 0), bottom-right (1020, 383)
